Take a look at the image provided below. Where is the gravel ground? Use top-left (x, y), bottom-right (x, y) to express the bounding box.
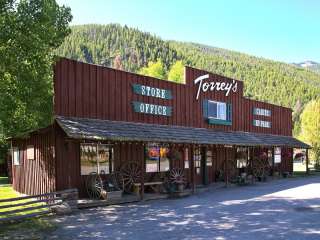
top-left (48, 176), bottom-right (320, 240)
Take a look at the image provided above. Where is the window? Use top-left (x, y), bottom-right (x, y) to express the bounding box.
top-left (208, 101), bottom-right (226, 120)
top-left (184, 148), bottom-right (189, 169)
top-left (236, 147), bottom-right (248, 168)
top-left (80, 143), bottom-right (114, 175)
top-left (204, 100), bottom-right (232, 125)
top-left (274, 147), bottom-right (281, 164)
top-left (27, 145), bottom-right (34, 160)
top-left (268, 149), bottom-right (273, 166)
top-left (12, 147), bottom-right (20, 165)
top-left (146, 143), bottom-right (170, 172)
top-left (253, 107), bottom-right (271, 117)
top-left (253, 119), bottom-right (271, 128)
top-left (194, 147), bottom-right (201, 175)
top-left (206, 150), bottom-right (212, 166)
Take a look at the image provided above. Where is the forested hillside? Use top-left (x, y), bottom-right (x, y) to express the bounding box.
top-left (56, 24), bottom-right (320, 136)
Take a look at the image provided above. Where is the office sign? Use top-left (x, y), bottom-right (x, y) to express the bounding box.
top-left (132, 101), bottom-right (172, 116)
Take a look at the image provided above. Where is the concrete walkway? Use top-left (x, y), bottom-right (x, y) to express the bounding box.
top-left (49, 176), bottom-right (320, 240)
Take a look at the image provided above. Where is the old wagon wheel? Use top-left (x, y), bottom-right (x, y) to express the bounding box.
top-left (252, 158), bottom-right (268, 178)
top-left (85, 172), bottom-right (104, 199)
top-left (120, 162), bottom-right (141, 193)
top-left (169, 168), bottom-right (186, 185)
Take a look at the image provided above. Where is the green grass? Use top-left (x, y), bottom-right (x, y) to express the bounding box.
top-left (0, 177), bottom-right (56, 240)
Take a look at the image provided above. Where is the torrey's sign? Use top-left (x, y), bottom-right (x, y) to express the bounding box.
top-left (194, 74), bottom-right (238, 100)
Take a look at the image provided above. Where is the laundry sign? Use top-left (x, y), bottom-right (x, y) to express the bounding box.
top-left (132, 101), bottom-right (172, 116)
top-left (194, 74), bottom-right (238, 100)
top-left (132, 84), bottom-right (172, 99)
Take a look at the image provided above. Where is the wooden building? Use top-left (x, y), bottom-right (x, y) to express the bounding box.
top-left (11, 58), bottom-right (310, 197)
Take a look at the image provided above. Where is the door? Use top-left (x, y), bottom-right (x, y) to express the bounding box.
top-left (194, 147), bottom-right (207, 185)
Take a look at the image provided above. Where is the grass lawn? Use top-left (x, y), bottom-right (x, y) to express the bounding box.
top-left (0, 176), bottom-right (57, 240)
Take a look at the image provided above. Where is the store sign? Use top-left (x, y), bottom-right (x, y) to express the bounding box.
top-left (132, 101), bottom-right (172, 116)
top-left (194, 74), bottom-right (238, 100)
top-left (132, 84), bottom-right (172, 99)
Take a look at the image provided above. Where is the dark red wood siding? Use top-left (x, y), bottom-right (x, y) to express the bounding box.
top-left (11, 128), bottom-right (55, 195)
top-left (54, 58), bottom-right (292, 136)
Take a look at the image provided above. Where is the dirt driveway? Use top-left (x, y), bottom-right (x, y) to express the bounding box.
top-left (48, 176), bottom-right (320, 240)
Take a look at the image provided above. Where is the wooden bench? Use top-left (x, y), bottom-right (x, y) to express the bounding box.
top-left (133, 181), bottom-right (163, 195)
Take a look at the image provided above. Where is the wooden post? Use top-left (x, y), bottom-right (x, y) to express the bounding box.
top-left (140, 143), bottom-right (145, 200)
top-left (225, 147), bottom-right (229, 187)
top-left (190, 145), bottom-right (195, 193)
top-left (250, 147), bottom-right (254, 184)
top-left (272, 147), bottom-right (275, 179)
top-left (306, 148), bottom-right (309, 175)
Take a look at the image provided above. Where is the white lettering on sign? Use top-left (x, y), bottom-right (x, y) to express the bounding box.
top-left (133, 101), bottom-right (172, 116)
top-left (194, 74), bottom-right (238, 100)
top-left (133, 84), bottom-right (172, 99)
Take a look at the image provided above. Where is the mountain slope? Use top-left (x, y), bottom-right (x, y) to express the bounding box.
top-left (293, 61), bottom-right (320, 74)
top-left (55, 24), bottom-right (320, 135)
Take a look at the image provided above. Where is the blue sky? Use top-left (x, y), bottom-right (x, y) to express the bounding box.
top-left (56, 0), bottom-right (320, 63)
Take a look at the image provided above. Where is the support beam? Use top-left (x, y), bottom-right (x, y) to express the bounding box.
top-left (272, 147), bottom-right (275, 179)
top-left (190, 146), bottom-right (195, 193)
top-left (250, 147), bottom-right (254, 184)
top-left (306, 149), bottom-right (309, 175)
top-left (140, 144), bottom-right (145, 200)
top-left (225, 147), bottom-right (229, 187)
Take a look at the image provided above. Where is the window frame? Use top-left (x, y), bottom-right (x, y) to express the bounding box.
top-left (236, 147), bottom-right (248, 168)
top-left (80, 143), bottom-right (114, 175)
top-left (184, 148), bottom-right (189, 169)
top-left (207, 100), bottom-right (227, 121)
top-left (12, 147), bottom-right (20, 166)
top-left (193, 147), bottom-right (202, 175)
top-left (145, 143), bottom-right (170, 173)
top-left (206, 149), bottom-right (213, 166)
top-left (27, 145), bottom-right (35, 161)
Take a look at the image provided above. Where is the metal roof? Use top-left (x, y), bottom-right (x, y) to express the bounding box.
top-left (56, 116), bottom-right (310, 149)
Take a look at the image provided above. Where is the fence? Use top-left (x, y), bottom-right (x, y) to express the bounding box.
top-left (0, 188), bottom-right (78, 223)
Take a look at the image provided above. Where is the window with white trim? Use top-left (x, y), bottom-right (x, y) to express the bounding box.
top-left (80, 143), bottom-right (114, 175)
top-left (12, 147), bottom-right (20, 165)
top-left (27, 145), bottom-right (34, 160)
top-left (145, 143), bottom-right (170, 173)
top-left (208, 101), bottom-right (227, 120)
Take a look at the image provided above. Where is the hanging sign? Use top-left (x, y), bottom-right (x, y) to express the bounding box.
top-left (132, 101), bottom-right (172, 116)
top-left (194, 74), bottom-right (238, 100)
top-left (132, 84), bottom-right (172, 99)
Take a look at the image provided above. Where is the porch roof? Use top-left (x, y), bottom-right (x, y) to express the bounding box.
top-left (56, 116), bottom-right (310, 149)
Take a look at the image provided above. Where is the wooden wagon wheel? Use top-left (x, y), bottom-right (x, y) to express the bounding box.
top-left (85, 172), bottom-right (104, 199)
top-left (252, 158), bottom-right (268, 178)
top-left (169, 168), bottom-right (186, 185)
top-left (120, 161), bottom-right (141, 193)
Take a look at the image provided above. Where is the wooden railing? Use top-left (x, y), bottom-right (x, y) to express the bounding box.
top-left (0, 188), bottom-right (78, 223)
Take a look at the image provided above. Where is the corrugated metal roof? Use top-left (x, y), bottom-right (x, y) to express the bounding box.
top-left (56, 116), bottom-right (310, 149)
